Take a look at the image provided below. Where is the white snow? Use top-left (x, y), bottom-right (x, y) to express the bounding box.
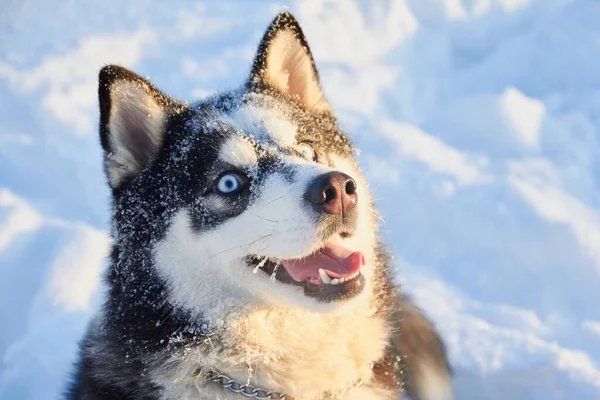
top-left (500, 87), bottom-right (546, 147)
top-left (47, 225), bottom-right (110, 311)
top-left (582, 320), bottom-right (600, 338)
top-left (0, 29), bottom-right (156, 134)
top-left (378, 120), bottom-right (492, 186)
top-left (0, 189), bottom-right (43, 253)
top-left (509, 159), bottom-right (600, 268)
top-left (1, 0), bottom-right (600, 399)
top-left (0, 190), bottom-right (109, 398)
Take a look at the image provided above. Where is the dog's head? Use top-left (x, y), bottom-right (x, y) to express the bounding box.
top-left (99, 13), bottom-right (379, 315)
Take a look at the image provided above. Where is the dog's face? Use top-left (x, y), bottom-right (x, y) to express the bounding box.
top-left (99, 13), bottom-right (378, 315)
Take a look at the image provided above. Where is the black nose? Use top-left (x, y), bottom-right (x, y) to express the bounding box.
top-left (305, 172), bottom-right (357, 216)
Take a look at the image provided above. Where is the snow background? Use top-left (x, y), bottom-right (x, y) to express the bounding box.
top-left (1, 0), bottom-right (599, 398)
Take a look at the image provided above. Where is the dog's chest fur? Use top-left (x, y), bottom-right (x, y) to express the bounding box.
top-left (154, 308), bottom-right (392, 400)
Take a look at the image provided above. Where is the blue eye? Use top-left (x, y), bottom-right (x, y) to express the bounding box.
top-left (216, 173), bottom-right (244, 194)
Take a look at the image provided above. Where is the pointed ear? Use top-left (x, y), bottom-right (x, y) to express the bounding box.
top-left (249, 12), bottom-right (331, 114)
top-left (98, 65), bottom-right (177, 190)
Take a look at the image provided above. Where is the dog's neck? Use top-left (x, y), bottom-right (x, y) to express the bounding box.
top-left (193, 296), bottom-right (389, 399)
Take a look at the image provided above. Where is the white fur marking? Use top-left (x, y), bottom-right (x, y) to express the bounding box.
top-left (218, 136), bottom-right (257, 168)
top-left (232, 105), bottom-right (297, 148)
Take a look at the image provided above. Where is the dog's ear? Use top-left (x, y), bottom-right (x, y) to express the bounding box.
top-left (249, 12), bottom-right (331, 114)
top-left (98, 65), bottom-right (177, 190)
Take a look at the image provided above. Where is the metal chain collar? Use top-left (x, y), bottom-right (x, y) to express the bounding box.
top-left (200, 369), bottom-right (364, 400)
top-left (203, 370), bottom-right (287, 400)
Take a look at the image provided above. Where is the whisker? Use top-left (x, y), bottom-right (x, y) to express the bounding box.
top-left (244, 234), bottom-right (272, 254)
top-left (199, 234), bottom-right (272, 268)
top-left (259, 196), bottom-right (283, 210)
top-left (371, 209), bottom-right (385, 223)
top-left (247, 210), bottom-right (279, 223)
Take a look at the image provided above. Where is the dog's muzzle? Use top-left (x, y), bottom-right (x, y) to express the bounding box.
top-left (246, 171), bottom-right (367, 302)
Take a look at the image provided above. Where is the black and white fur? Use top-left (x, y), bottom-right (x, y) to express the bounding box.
top-left (68, 12), bottom-right (452, 400)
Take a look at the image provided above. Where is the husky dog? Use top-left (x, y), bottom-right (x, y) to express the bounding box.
top-left (68, 12), bottom-right (452, 400)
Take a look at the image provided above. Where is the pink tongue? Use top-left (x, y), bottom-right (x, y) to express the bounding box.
top-left (281, 243), bottom-right (364, 283)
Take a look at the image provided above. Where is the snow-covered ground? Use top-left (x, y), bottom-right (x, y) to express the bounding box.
top-left (1, 0), bottom-right (599, 398)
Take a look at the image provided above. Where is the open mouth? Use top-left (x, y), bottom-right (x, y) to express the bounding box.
top-left (246, 243), bottom-right (366, 302)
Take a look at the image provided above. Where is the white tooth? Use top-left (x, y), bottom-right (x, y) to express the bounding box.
top-left (330, 278), bottom-right (340, 285)
top-left (319, 269), bottom-right (332, 284)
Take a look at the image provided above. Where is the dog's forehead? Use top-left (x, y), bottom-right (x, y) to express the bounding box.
top-left (187, 92), bottom-right (354, 170)
top-left (227, 103), bottom-right (298, 148)
top-left (207, 102), bottom-right (301, 168)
